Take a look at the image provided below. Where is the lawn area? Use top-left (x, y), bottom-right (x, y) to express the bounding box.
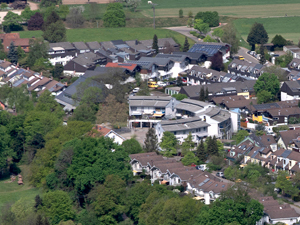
top-left (141, 4), bottom-right (300, 18)
top-left (19, 27), bottom-right (195, 47)
top-left (0, 165), bottom-right (40, 209)
top-left (234, 16), bottom-right (300, 44)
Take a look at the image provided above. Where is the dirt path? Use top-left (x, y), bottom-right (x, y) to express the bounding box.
top-left (28, 1), bottom-right (39, 10)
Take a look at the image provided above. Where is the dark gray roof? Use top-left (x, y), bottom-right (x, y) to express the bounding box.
top-left (100, 41), bottom-right (116, 50)
top-left (188, 42), bottom-right (229, 56)
top-left (155, 54), bottom-right (187, 63)
top-left (160, 117), bottom-right (210, 132)
top-left (125, 40), bottom-right (150, 51)
top-left (140, 38), bottom-right (178, 48)
top-left (72, 52), bottom-right (103, 67)
top-left (173, 52), bottom-right (206, 60)
top-left (73, 42), bottom-right (89, 50)
top-left (86, 41), bottom-right (101, 50)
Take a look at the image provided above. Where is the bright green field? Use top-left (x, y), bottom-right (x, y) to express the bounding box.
top-left (19, 27), bottom-right (195, 46)
top-left (234, 16), bottom-right (300, 44)
top-left (0, 166), bottom-right (40, 209)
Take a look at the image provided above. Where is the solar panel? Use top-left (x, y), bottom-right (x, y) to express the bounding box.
top-left (203, 178), bottom-right (210, 183)
top-left (281, 150), bottom-right (292, 158)
top-left (222, 185), bottom-right (225, 188)
top-left (215, 184), bottom-right (218, 187)
top-left (198, 182), bottom-right (205, 187)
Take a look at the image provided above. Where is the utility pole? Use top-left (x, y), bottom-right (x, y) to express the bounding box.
top-left (148, 1), bottom-right (158, 29)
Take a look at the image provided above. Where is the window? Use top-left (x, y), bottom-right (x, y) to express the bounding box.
top-left (174, 131), bottom-right (177, 135)
top-left (183, 131), bottom-right (186, 134)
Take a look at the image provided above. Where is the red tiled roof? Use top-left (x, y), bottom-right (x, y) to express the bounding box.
top-left (0, 33), bottom-right (20, 40)
top-left (106, 62), bottom-right (137, 72)
top-left (3, 38), bottom-right (31, 53)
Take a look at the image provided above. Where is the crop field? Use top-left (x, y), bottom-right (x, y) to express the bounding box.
top-left (234, 16), bottom-right (300, 44)
top-left (19, 27), bottom-right (195, 47)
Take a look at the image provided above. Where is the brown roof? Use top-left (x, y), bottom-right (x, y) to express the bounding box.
top-left (272, 148), bottom-right (286, 156)
top-left (130, 152), bottom-right (157, 159)
top-left (279, 130), bottom-right (300, 147)
top-left (287, 151), bottom-right (300, 162)
top-left (153, 162), bottom-right (183, 173)
top-left (3, 38), bottom-right (31, 53)
top-left (290, 163), bottom-right (300, 172)
top-left (0, 61), bottom-right (12, 69)
top-left (169, 167), bottom-right (200, 180)
top-left (212, 95), bottom-right (246, 104)
top-left (268, 107), bottom-right (300, 117)
top-left (259, 135), bottom-right (276, 146)
top-left (28, 77), bottom-right (51, 91)
top-left (37, 80), bottom-right (61, 95)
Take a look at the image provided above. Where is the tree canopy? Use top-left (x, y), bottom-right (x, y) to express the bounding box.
top-left (103, 3), bottom-right (126, 28)
top-left (247, 22), bottom-right (268, 50)
top-left (254, 72), bottom-right (280, 103)
top-left (194, 11), bottom-right (219, 27)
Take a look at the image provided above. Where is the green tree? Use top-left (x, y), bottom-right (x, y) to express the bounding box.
top-left (183, 37), bottom-right (189, 52)
top-left (221, 24), bottom-right (239, 54)
top-left (66, 6), bottom-right (85, 28)
top-left (179, 9), bottom-right (183, 18)
top-left (152, 34), bottom-right (159, 54)
top-left (195, 11), bottom-right (219, 27)
top-left (206, 136), bottom-right (218, 156)
top-left (264, 65), bottom-right (288, 82)
top-left (160, 131), bottom-right (178, 156)
top-left (271, 34), bottom-right (287, 49)
top-left (103, 3), bottom-right (126, 28)
top-left (194, 19), bottom-right (210, 34)
top-left (69, 103), bottom-right (96, 123)
top-left (87, 2), bottom-right (101, 21)
top-left (43, 20), bottom-right (66, 43)
top-left (232, 130), bottom-right (249, 144)
top-left (11, 197), bottom-right (34, 220)
top-left (16, 46), bottom-right (25, 60)
top-left (205, 87), bottom-right (209, 100)
top-left (247, 22), bottom-right (268, 51)
top-left (181, 133), bottom-right (194, 155)
top-left (171, 93), bottom-right (187, 101)
top-left (195, 139), bottom-right (206, 162)
top-left (21, 6), bottom-right (38, 21)
top-left (276, 171), bottom-right (298, 196)
top-left (7, 42), bottom-right (18, 64)
top-left (52, 63), bottom-right (64, 79)
top-left (254, 72), bottom-right (280, 103)
top-left (181, 151), bottom-right (199, 166)
top-left (259, 45), bottom-right (266, 65)
top-left (275, 51), bottom-right (293, 68)
top-left (122, 138), bottom-right (143, 154)
top-left (42, 190), bottom-right (75, 224)
top-left (43, 11), bottom-right (60, 29)
top-left (40, 0), bottom-right (61, 8)
top-left (203, 35), bottom-right (217, 42)
top-left (212, 27), bottom-right (224, 38)
top-left (27, 38), bottom-right (49, 67)
top-left (2, 11), bottom-right (23, 32)
top-left (211, 51), bottom-right (224, 71)
top-left (144, 128), bottom-right (158, 152)
top-left (188, 11), bottom-right (193, 18)
top-left (199, 86), bottom-right (205, 101)
top-left (224, 166), bottom-right (242, 181)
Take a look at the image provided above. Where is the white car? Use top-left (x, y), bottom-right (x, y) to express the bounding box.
top-left (132, 87), bottom-right (140, 93)
top-left (157, 81), bottom-right (167, 87)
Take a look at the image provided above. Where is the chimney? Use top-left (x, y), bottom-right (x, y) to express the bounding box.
top-left (50, 76), bottom-right (53, 80)
top-left (17, 62), bottom-right (19, 67)
top-left (27, 67), bottom-right (29, 70)
top-left (3, 58), bottom-right (5, 62)
top-left (40, 72), bottom-right (43, 76)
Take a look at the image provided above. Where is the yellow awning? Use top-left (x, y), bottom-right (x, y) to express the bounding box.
top-left (133, 170), bottom-right (137, 173)
top-left (153, 113), bottom-right (164, 117)
top-left (240, 164), bottom-right (247, 168)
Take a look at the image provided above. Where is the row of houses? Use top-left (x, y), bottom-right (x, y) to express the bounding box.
top-left (0, 60), bottom-right (66, 97)
top-left (129, 152), bottom-right (230, 204)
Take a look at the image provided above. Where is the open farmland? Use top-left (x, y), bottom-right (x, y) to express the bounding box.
top-left (234, 16), bottom-right (300, 44)
top-left (19, 27), bottom-right (195, 47)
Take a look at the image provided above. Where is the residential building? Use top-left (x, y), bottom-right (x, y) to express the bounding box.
top-left (257, 196), bottom-right (300, 225)
top-left (277, 129), bottom-right (300, 150)
top-left (48, 42), bottom-right (77, 66)
top-left (72, 42), bottom-right (90, 53)
top-left (228, 59), bottom-right (266, 79)
top-left (288, 58), bottom-right (300, 71)
top-left (281, 80), bottom-right (300, 101)
top-left (188, 42), bottom-right (231, 61)
top-left (172, 52), bottom-right (208, 65)
top-left (125, 40), bottom-right (155, 57)
top-left (155, 116), bottom-right (210, 144)
top-left (94, 125), bottom-right (126, 145)
top-left (284, 45), bottom-right (300, 59)
top-left (187, 65), bottom-right (226, 85)
top-left (139, 38), bottom-right (180, 53)
top-left (3, 37), bottom-right (31, 53)
top-left (129, 152), bottom-right (230, 204)
top-left (165, 86), bottom-right (181, 96)
top-left (179, 80), bottom-right (256, 100)
top-left (105, 62), bottom-right (140, 76)
top-left (86, 41), bottom-right (101, 53)
top-left (63, 52), bottom-right (107, 76)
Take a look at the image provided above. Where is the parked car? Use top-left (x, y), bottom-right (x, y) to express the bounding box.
top-left (132, 87), bottom-right (140, 93)
top-left (148, 81), bottom-right (158, 88)
top-left (157, 81), bottom-right (167, 87)
top-left (216, 172), bottom-right (225, 178)
top-left (169, 80), bottom-right (176, 85)
top-left (181, 77), bottom-right (187, 83)
top-left (196, 164), bottom-right (207, 171)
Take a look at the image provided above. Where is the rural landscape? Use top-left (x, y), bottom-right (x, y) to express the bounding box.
top-left (0, 0), bottom-right (300, 224)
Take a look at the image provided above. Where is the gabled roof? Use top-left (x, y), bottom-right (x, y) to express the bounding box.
top-left (72, 42), bottom-right (89, 50)
top-left (49, 42), bottom-right (75, 51)
top-left (105, 62), bottom-right (137, 72)
top-left (279, 129), bottom-right (300, 147)
top-left (86, 41), bottom-right (101, 50)
top-left (188, 42), bottom-right (230, 56)
top-left (140, 38), bottom-right (178, 49)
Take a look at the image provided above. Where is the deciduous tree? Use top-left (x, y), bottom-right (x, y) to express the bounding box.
top-left (181, 133), bottom-right (194, 155)
top-left (194, 19), bottom-right (210, 34)
top-left (103, 3), bottom-right (126, 28)
top-left (210, 51), bottom-right (224, 71)
top-left (66, 6), bottom-right (85, 28)
top-left (160, 131), bottom-right (178, 156)
top-left (122, 138), bottom-right (143, 154)
top-left (221, 24), bottom-right (239, 54)
top-left (195, 11), bottom-right (219, 27)
top-left (271, 34), bottom-right (287, 49)
top-left (43, 20), bottom-right (66, 43)
top-left (28, 12), bottom-right (44, 30)
top-left (144, 128), bottom-right (158, 152)
top-left (247, 22), bottom-right (268, 51)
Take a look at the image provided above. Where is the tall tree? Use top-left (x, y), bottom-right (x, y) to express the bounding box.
top-left (179, 9), bottom-right (183, 18)
top-left (210, 51), bottom-right (224, 71)
top-left (43, 11), bottom-right (60, 30)
top-left (52, 63), bottom-right (64, 79)
top-left (199, 86), bottom-right (205, 101)
top-left (271, 34), bottom-right (287, 49)
top-left (254, 72), bottom-right (280, 102)
top-left (195, 11), bottom-right (219, 27)
top-left (144, 128), bottom-right (158, 152)
top-left (27, 38), bottom-right (49, 67)
top-left (160, 131), bottom-right (178, 157)
top-left (7, 42), bottom-right (18, 64)
top-left (221, 24), bottom-right (239, 54)
top-left (259, 45), bottom-right (266, 65)
top-left (181, 133), bottom-right (194, 156)
top-left (152, 34), bottom-right (159, 54)
top-left (205, 87), bottom-right (209, 100)
top-left (43, 20), bottom-right (66, 43)
top-left (196, 139), bottom-right (206, 162)
top-left (2, 11), bottom-right (23, 32)
top-left (183, 37), bottom-right (190, 52)
top-left (66, 6), bottom-right (85, 28)
top-left (122, 138), bottom-right (143, 154)
top-left (194, 19), bottom-right (210, 34)
top-left (28, 12), bottom-right (44, 30)
top-left (247, 22), bottom-right (268, 51)
top-left (103, 3), bottom-right (126, 28)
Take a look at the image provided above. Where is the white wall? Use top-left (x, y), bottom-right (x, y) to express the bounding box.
top-left (49, 55), bottom-right (75, 66)
top-left (229, 111), bottom-right (239, 133)
top-left (106, 132), bottom-right (125, 145)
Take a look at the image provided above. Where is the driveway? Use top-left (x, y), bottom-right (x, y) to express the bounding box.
top-left (165, 26), bottom-right (200, 43)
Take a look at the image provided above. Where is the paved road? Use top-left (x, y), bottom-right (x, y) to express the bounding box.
top-left (235, 47), bottom-right (259, 64)
top-left (165, 26), bottom-right (200, 43)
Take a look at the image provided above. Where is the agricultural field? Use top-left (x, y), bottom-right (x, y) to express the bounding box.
top-left (19, 27), bottom-right (195, 47)
top-left (138, 0), bottom-right (300, 18)
top-left (234, 16), bottom-right (300, 44)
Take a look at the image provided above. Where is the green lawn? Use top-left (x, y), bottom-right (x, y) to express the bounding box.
top-left (0, 166), bottom-right (40, 209)
top-left (234, 16), bottom-right (300, 44)
top-left (19, 27), bottom-right (195, 47)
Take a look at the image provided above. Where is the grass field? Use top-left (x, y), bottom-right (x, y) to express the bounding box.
top-left (141, 4), bottom-right (300, 18)
top-left (234, 16), bottom-right (300, 44)
top-left (19, 27), bottom-right (195, 47)
top-left (0, 165), bottom-right (40, 210)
